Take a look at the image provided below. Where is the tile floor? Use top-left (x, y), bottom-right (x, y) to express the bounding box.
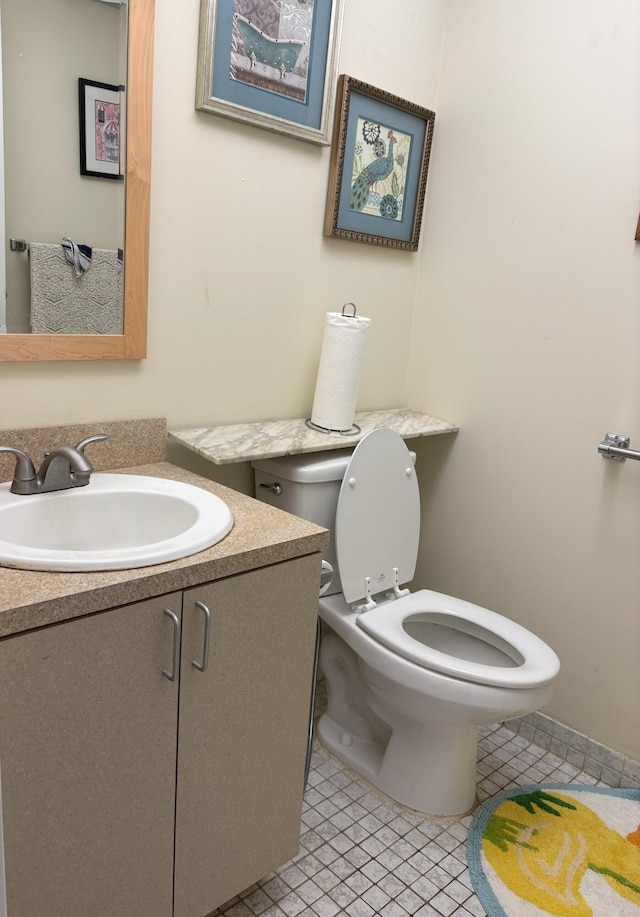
top-left (212, 681), bottom-right (607, 917)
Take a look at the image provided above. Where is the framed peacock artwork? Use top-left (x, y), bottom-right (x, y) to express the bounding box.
top-left (324, 76), bottom-right (436, 251)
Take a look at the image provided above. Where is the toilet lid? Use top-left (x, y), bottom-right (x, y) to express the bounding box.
top-left (336, 429), bottom-right (420, 605)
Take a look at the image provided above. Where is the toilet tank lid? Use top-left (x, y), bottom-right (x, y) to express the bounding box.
top-left (251, 448), bottom-right (354, 483)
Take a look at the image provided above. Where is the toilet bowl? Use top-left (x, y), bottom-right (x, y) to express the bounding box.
top-left (252, 429), bottom-right (560, 816)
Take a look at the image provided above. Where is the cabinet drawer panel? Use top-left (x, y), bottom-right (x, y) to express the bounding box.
top-left (0, 595), bottom-right (181, 917)
top-left (176, 553), bottom-right (321, 917)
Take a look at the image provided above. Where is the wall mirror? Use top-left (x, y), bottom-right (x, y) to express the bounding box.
top-left (0, 0), bottom-right (154, 362)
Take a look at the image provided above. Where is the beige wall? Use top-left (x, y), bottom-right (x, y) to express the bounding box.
top-left (409, 0), bottom-right (640, 759)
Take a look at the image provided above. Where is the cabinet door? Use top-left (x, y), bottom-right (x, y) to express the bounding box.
top-left (0, 594), bottom-right (181, 917)
top-left (175, 554), bottom-right (321, 917)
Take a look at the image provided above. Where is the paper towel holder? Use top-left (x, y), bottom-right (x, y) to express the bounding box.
top-left (305, 301), bottom-right (365, 436)
top-left (305, 418), bottom-right (362, 436)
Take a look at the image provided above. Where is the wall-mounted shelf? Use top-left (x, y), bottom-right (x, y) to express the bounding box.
top-left (169, 409), bottom-right (458, 466)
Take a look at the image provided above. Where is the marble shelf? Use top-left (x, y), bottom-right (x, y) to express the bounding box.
top-left (169, 408), bottom-right (458, 466)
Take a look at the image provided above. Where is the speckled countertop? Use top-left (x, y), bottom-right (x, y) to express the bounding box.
top-left (0, 462), bottom-right (328, 639)
top-left (169, 408), bottom-right (459, 465)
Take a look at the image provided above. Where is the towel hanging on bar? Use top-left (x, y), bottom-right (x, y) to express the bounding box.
top-left (62, 238), bottom-right (93, 277)
top-left (29, 243), bottom-right (123, 334)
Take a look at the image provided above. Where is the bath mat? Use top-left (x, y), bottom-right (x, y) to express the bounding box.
top-left (467, 783), bottom-right (640, 916)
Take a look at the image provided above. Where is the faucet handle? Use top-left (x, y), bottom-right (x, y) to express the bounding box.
top-left (73, 434), bottom-right (107, 477)
top-left (75, 433), bottom-right (108, 456)
top-left (0, 446), bottom-right (37, 494)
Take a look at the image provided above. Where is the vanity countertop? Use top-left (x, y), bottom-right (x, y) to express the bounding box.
top-left (169, 408), bottom-right (459, 465)
top-left (0, 462), bottom-right (328, 639)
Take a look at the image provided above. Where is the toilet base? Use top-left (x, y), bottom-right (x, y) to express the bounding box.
top-left (316, 711), bottom-right (385, 783)
top-left (317, 708), bottom-right (479, 817)
top-left (319, 626), bottom-right (483, 816)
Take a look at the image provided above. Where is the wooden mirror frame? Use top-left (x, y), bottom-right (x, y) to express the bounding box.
top-left (0, 0), bottom-right (154, 362)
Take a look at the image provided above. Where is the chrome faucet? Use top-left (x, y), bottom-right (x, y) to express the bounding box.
top-left (0, 434), bottom-right (107, 495)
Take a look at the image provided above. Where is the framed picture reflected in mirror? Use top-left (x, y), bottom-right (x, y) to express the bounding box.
top-left (79, 77), bottom-right (124, 180)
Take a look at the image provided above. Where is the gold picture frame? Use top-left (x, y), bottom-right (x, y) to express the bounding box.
top-left (324, 75), bottom-right (436, 251)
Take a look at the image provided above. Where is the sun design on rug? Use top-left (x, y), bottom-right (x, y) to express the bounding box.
top-left (482, 790), bottom-right (640, 916)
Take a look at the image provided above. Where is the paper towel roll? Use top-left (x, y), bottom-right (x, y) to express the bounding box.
top-left (311, 310), bottom-right (372, 432)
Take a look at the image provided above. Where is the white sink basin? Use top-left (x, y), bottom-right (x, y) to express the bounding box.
top-left (0, 474), bottom-right (233, 572)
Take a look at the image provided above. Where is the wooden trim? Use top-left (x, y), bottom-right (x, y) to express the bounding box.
top-left (0, 334), bottom-right (129, 362)
top-left (0, 0), bottom-right (155, 362)
top-left (635, 212), bottom-right (640, 242)
top-left (124, 0), bottom-right (154, 358)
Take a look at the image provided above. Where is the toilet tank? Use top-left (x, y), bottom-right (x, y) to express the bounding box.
top-left (252, 448), bottom-right (353, 596)
top-left (252, 445), bottom-right (417, 598)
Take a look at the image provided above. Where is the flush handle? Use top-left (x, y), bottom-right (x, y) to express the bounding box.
top-left (259, 481), bottom-right (282, 495)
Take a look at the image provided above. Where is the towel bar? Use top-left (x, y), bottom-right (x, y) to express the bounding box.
top-left (598, 432), bottom-right (640, 462)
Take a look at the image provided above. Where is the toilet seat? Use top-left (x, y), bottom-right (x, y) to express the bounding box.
top-left (357, 589), bottom-right (560, 688)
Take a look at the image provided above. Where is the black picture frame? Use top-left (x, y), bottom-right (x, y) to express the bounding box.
top-left (79, 77), bottom-right (124, 180)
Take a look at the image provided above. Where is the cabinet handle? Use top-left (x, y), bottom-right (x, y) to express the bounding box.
top-left (192, 601), bottom-right (211, 673)
top-left (163, 609), bottom-right (181, 682)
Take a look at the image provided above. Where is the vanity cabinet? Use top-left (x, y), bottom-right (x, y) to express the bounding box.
top-left (0, 553), bottom-right (320, 917)
top-left (174, 560), bottom-right (319, 916)
top-left (0, 592), bottom-right (179, 917)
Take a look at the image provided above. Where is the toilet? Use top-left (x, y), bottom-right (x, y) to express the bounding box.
top-left (252, 429), bottom-right (560, 816)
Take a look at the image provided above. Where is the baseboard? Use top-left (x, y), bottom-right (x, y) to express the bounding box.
top-left (503, 712), bottom-right (640, 789)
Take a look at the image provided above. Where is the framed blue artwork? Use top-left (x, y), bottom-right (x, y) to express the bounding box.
top-left (324, 76), bottom-right (436, 251)
top-left (196, 0), bottom-right (344, 145)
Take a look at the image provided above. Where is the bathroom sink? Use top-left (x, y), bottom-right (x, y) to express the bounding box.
top-left (0, 473), bottom-right (233, 572)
